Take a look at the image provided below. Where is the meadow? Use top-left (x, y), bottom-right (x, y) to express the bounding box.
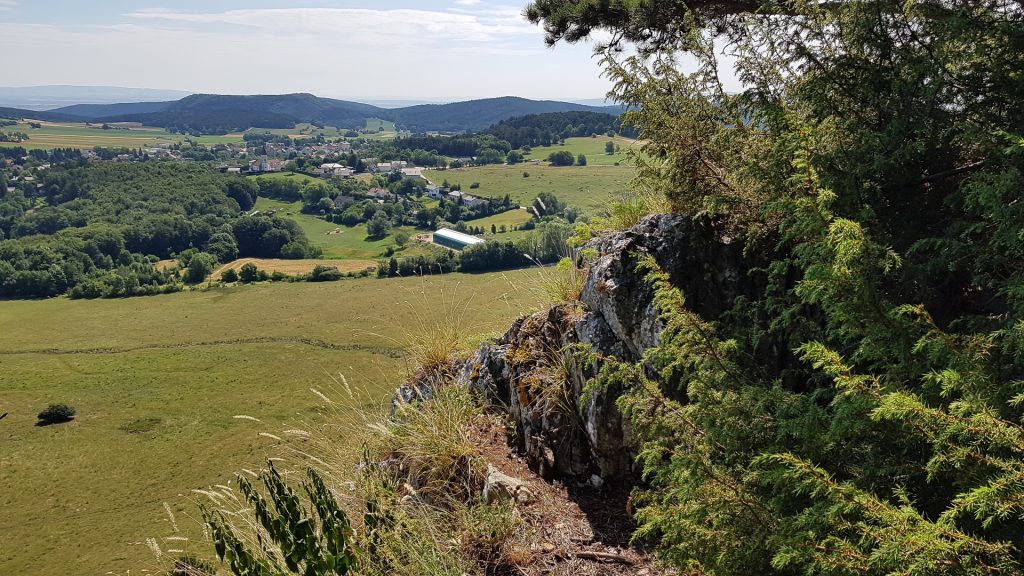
top-left (0, 121), bottom-right (241, 149)
top-left (210, 257), bottom-right (378, 279)
top-left (524, 135), bottom-right (640, 166)
top-left (254, 197), bottom-right (438, 261)
top-left (426, 162), bottom-right (635, 215)
top-left (0, 269), bottom-right (543, 574)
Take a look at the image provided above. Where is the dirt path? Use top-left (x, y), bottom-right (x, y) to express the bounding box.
top-left (0, 337), bottom-right (403, 358)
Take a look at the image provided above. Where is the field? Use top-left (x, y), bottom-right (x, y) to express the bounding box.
top-left (0, 270), bottom-right (544, 574)
top-left (0, 120), bottom-right (241, 149)
top-left (254, 197), bottom-right (437, 260)
top-left (249, 171), bottom-right (322, 187)
top-left (211, 257), bottom-right (377, 279)
top-left (469, 208), bottom-right (534, 232)
top-left (524, 135), bottom-right (639, 166)
top-left (364, 118), bottom-right (396, 133)
top-left (426, 163), bottom-right (635, 215)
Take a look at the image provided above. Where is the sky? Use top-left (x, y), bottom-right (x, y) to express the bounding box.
top-left (0, 0), bottom-right (620, 102)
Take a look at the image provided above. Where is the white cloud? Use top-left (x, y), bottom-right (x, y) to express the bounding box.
top-left (127, 7), bottom-right (536, 46)
top-left (454, 0), bottom-right (482, 5)
top-left (0, 7), bottom-right (615, 100)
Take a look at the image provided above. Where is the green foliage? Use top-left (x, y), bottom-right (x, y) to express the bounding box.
top-left (309, 265), bottom-right (343, 282)
top-left (0, 163), bottom-right (314, 298)
top-left (185, 252), bottom-right (217, 284)
top-left (238, 262), bottom-right (261, 283)
top-left (366, 211), bottom-right (392, 240)
top-left (547, 150), bottom-right (574, 166)
top-left (220, 268), bottom-right (239, 283)
top-left (530, 0), bottom-right (1024, 572)
top-left (37, 403), bottom-right (75, 423)
top-left (203, 461), bottom-right (358, 575)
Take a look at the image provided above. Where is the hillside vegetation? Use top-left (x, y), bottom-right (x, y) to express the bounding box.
top-left (191, 1), bottom-right (1024, 575)
top-left (0, 162), bottom-right (318, 298)
top-left (2, 94), bottom-right (625, 135)
top-left (520, 0), bottom-right (1024, 573)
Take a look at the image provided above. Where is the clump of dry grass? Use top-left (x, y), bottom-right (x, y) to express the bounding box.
top-left (541, 257), bottom-right (588, 304)
top-left (373, 385), bottom-right (487, 502)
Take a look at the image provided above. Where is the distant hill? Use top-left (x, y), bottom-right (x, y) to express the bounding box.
top-left (482, 111), bottom-right (637, 148)
top-left (0, 107), bottom-right (78, 122)
top-left (54, 101), bottom-right (177, 119)
top-left (386, 97), bottom-right (625, 133)
top-left (95, 93), bottom-right (385, 133)
top-left (0, 85), bottom-right (191, 111)
top-left (4, 92), bottom-right (625, 134)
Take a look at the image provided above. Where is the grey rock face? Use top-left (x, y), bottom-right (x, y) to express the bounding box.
top-left (393, 214), bottom-right (750, 483)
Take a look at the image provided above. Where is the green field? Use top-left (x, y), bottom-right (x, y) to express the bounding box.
top-left (249, 171), bottom-right (322, 187)
top-left (0, 120), bottom-right (243, 150)
top-left (364, 118), bottom-right (396, 133)
top-left (0, 119), bottom-right (380, 151)
top-left (426, 163), bottom-right (635, 215)
top-left (470, 208), bottom-right (534, 232)
top-left (524, 135), bottom-right (639, 167)
top-left (254, 197), bottom-right (437, 260)
top-left (0, 271), bottom-right (543, 574)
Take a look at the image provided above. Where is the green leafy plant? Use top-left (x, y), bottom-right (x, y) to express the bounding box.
top-left (203, 462), bottom-right (358, 575)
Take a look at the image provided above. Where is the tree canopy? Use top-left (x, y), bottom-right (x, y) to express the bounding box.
top-left (531, 0), bottom-right (1024, 573)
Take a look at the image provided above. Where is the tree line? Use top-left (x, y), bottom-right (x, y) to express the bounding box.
top-left (0, 162), bottom-right (318, 298)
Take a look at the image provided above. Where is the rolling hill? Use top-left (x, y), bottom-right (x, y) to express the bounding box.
top-left (24, 93), bottom-right (626, 134)
top-left (385, 96), bottom-right (625, 132)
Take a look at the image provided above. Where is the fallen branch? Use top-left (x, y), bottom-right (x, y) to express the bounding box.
top-left (574, 551), bottom-right (634, 564)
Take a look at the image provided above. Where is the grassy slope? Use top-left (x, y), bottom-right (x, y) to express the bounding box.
top-left (524, 135), bottom-right (639, 166)
top-left (467, 208), bottom-right (534, 231)
top-left (426, 163), bottom-right (634, 215)
top-left (254, 197), bottom-right (437, 260)
top-left (0, 270), bottom-right (542, 574)
top-left (0, 121), bottom-right (240, 149)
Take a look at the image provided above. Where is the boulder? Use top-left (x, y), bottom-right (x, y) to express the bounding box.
top-left (483, 465), bottom-right (534, 504)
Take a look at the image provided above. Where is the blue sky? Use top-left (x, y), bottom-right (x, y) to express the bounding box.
top-left (0, 1), bottom-right (618, 101)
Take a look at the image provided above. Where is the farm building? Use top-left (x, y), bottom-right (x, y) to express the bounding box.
top-left (433, 228), bottom-right (485, 251)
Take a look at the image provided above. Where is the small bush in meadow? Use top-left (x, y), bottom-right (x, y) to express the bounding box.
top-left (38, 404), bottom-right (75, 424)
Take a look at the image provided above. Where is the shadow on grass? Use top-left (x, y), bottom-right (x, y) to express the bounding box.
top-left (35, 418), bottom-right (74, 427)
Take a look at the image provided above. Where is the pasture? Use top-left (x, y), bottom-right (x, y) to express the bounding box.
top-left (210, 257), bottom-right (377, 279)
top-left (468, 208), bottom-right (534, 232)
top-left (254, 197), bottom-right (438, 260)
top-left (0, 120), bottom-right (240, 149)
top-left (426, 163), bottom-right (635, 216)
top-left (524, 135), bottom-right (639, 166)
top-left (0, 270), bottom-right (543, 574)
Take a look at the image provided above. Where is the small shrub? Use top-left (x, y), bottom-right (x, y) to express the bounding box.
top-left (238, 262), bottom-right (259, 283)
top-left (310, 265), bottom-right (343, 282)
top-left (38, 403), bottom-right (75, 424)
top-left (469, 182), bottom-right (480, 189)
top-left (220, 268), bottom-right (239, 283)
